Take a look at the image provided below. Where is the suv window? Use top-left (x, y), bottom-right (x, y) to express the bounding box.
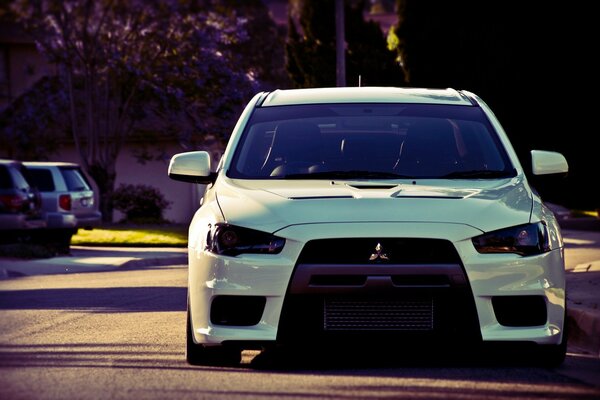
top-left (0, 166), bottom-right (12, 189)
top-left (60, 168), bottom-right (90, 191)
top-left (9, 167), bottom-right (30, 190)
top-left (27, 169), bottom-right (56, 192)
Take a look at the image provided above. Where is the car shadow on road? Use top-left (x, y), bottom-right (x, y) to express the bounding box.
top-left (0, 287), bottom-right (186, 313)
top-left (248, 345), bottom-right (534, 370)
top-left (1, 343), bottom-right (598, 400)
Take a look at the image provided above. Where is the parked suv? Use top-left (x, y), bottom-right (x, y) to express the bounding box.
top-left (24, 162), bottom-right (101, 252)
top-left (0, 159), bottom-right (46, 242)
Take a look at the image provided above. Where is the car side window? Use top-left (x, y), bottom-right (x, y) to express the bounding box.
top-left (0, 166), bottom-right (12, 189)
top-left (9, 168), bottom-right (30, 191)
top-left (27, 169), bottom-right (56, 192)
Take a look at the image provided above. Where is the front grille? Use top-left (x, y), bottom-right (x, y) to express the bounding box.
top-left (324, 298), bottom-right (434, 331)
top-left (298, 238), bottom-right (461, 264)
top-left (276, 237), bottom-right (481, 345)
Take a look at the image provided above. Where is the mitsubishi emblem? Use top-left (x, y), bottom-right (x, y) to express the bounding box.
top-left (369, 242), bottom-right (389, 261)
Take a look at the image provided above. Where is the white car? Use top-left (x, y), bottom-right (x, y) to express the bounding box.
top-left (169, 87), bottom-right (568, 366)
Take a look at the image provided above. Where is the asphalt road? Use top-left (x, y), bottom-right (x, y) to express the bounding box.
top-left (1, 251), bottom-right (599, 399)
top-left (563, 230), bottom-right (600, 270)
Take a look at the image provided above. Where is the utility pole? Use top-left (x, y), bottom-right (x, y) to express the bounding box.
top-left (335, 0), bottom-right (346, 87)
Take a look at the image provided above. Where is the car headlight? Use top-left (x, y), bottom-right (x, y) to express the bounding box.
top-left (472, 222), bottom-right (551, 256)
top-left (205, 223), bottom-right (285, 256)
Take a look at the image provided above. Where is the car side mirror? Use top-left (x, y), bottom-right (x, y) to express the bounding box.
top-left (531, 150), bottom-right (568, 176)
top-left (168, 151), bottom-right (216, 184)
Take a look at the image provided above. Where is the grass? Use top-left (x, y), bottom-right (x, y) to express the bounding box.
top-left (570, 210), bottom-right (599, 219)
top-left (72, 224), bottom-right (187, 247)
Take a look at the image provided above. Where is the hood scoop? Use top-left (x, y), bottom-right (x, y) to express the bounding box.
top-left (262, 182), bottom-right (479, 200)
top-left (288, 195), bottom-right (354, 200)
top-left (264, 186), bottom-right (356, 200)
top-left (347, 184), bottom-right (398, 190)
top-left (392, 186), bottom-right (479, 199)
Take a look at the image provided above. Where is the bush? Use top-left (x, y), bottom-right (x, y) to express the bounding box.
top-left (111, 184), bottom-right (172, 223)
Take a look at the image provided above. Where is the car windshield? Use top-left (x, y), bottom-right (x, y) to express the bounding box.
top-left (228, 103), bottom-right (515, 180)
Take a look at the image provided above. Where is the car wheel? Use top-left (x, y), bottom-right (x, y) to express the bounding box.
top-left (537, 340), bottom-right (567, 368)
top-left (186, 303), bottom-right (241, 366)
top-left (32, 229), bottom-right (73, 254)
top-left (55, 229), bottom-right (74, 255)
top-left (537, 312), bottom-right (568, 368)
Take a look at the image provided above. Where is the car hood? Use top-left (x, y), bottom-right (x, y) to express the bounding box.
top-left (216, 177), bottom-right (533, 234)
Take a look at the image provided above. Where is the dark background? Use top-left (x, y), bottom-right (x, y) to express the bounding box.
top-left (287, 0), bottom-right (597, 209)
top-left (393, 1), bottom-right (597, 209)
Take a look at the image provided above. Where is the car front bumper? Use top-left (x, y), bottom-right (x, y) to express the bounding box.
top-left (188, 222), bottom-right (565, 347)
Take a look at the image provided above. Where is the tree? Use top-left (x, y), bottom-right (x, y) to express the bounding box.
top-left (389, 0), bottom-right (599, 210)
top-left (0, 76), bottom-right (67, 160)
top-left (387, 0), bottom-right (511, 92)
top-left (9, 0), bottom-right (255, 221)
top-left (286, 0), bottom-right (404, 88)
top-left (214, 0), bottom-right (290, 90)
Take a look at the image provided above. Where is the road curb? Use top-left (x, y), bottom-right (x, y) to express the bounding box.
top-left (0, 253), bottom-right (188, 280)
top-left (119, 255), bottom-right (188, 269)
top-left (567, 307), bottom-right (600, 357)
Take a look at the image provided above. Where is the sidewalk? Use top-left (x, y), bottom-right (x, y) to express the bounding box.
top-left (0, 246), bottom-right (187, 278)
top-left (562, 228), bottom-right (600, 357)
top-left (566, 261), bottom-right (600, 357)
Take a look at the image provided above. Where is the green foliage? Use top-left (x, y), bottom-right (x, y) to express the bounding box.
top-left (214, 0), bottom-right (290, 90)
top-left (0, 76), bottom-right (67, 160)
top-left (286, 0), bottom-right (404, 88)
top-left (286, 0), bottom-right (336, 88)
top-left (6, 0), bottom-right (256, 221)
top-left (390, 0), bottom-right (509, 90)
top-left (111, 184), bottom-right (172, 223)
top-left (390, 0), bottom-right (598, 209)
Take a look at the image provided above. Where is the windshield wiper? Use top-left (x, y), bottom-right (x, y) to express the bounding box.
top-left (440, 169), bottom-right (517, 179)
top-left (283, 170), bottom-right (414, 180)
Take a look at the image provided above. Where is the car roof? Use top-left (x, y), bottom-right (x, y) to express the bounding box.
top-left (23, 161), bottom-right (81, 168)
top-left (0, 159), bottom-right (20, 165)
top-left (260, 87), bottom-right (474, 107)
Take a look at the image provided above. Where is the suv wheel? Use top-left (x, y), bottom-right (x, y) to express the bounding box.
top-left (34, 228), bottom-right (74, 255)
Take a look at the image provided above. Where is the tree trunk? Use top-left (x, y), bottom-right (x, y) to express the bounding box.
top-left (88, 163), bottom-right (116, 223)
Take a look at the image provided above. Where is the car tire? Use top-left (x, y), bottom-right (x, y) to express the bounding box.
top-left (55, 229), bottom-right (74, 255)
top-left (537, 311), bottom-right (568, 368)
top-left (186, 303), bottom-right (241, 366)
top-left (537, 340), bottom-right (567, 368)
top-left (32, 229), bottom-right (73, 254)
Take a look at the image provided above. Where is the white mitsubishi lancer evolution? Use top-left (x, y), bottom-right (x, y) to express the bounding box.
top-left (168, 87), bottom-right (569, 367)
